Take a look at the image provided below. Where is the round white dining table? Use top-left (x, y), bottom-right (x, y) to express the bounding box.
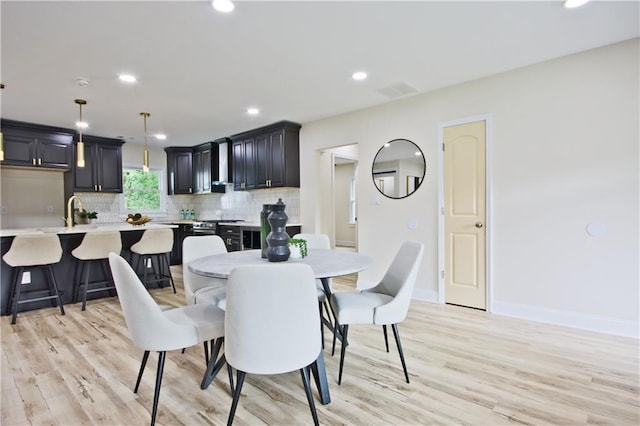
top-left (188, 248), bottom-right (372, 284)
top-left (189, 248), bottom-right (372, 405)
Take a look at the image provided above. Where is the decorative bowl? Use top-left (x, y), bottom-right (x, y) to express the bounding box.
top-left (126, 216), bottom-right (152, 226)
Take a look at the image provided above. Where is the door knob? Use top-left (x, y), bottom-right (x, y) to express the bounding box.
top-left (475, 222), bottom-right (484, 229)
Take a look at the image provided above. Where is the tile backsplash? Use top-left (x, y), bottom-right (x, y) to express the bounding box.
top-left (76, 185), bottom-right (300, 224)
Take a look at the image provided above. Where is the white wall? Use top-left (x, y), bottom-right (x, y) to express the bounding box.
top-left (300, 38), bottom-right (639, 336)
top-left (0, 168), bottom-right (65, 228)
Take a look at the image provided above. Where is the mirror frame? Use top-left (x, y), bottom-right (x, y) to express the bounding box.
top-left (372, 138), bottom-right (425, 199)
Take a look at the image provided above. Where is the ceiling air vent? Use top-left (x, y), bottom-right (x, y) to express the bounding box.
top-left (377, 81), bottom-right (419, 99)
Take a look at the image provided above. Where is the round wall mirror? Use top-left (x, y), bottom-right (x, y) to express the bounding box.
top-left (372, 138), bottom-right (425, 199)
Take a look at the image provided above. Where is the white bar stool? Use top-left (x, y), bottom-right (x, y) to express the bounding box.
top-left (71, 231), bottom-right (122, 311)
top-left (3, 234), bottom-right (65, 324)
top-left (130, 228), bottom-right (176, 293)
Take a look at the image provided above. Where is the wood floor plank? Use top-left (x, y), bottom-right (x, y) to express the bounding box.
top-left (1, 266), bottom-right (638, 425)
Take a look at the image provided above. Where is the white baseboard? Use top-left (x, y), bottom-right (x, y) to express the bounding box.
top-left (492, 300), bottom-right (639, 339)
top-left (412, 288), bottom-right (439, 303)
top-left (335, 240), bottom-right (356, 247)
top-left (348, 285), bottom-right (637, 338)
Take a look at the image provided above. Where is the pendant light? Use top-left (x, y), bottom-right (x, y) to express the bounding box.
top-left (140, 112), bottom-right (150, 172)
top-left (75, 99), bottom-right (87, 168)
top-left (0, 83), bottom-right (4, 161)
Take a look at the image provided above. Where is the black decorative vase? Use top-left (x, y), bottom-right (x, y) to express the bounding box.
top-left (266, 198), bottom-right (290, 262)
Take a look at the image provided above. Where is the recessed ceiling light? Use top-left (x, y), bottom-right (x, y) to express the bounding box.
top-left (352, 71), bottom-right (368, 81)
top-left (118, 74), bottom-right (137, 83)
top-left (246, 108), bottom-right (260, 115)
top-left (563, 0), bottom-right (589, 9)
top-left (154, 134), bottom-right (167, 140)
top-left (212, 0), bottom-right (234, 13)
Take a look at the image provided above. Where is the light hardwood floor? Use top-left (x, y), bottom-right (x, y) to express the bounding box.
top-left (2, 267), bottom-right (638, 425)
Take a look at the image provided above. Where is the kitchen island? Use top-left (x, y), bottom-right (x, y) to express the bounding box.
top-left (0, 223), bottom-right (177, 316)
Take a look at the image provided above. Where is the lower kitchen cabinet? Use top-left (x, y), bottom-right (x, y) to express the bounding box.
top-left (218, 224), bottom-right (301, 252)
top-left (218, 225), bottom-right (242, 252)
top-left (170, 223), bottom-right (194, 265)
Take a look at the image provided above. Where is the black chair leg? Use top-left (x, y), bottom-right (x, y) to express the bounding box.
top-left (338, 324), bottom-right (349, 385)
top-left (164, 253), bottom-right (176, 293)
top-left (331, 320), bottom-right (338, 356)
top-left (391, 323), bottom-right (410, 383)
top-left (81, 261), bottom-right (92, 311)
top-left (134, 350), bottom-right (150, 393)
top-left (227, 363), bottom-right (235, 395)
top-left (227, 369), bottom-right (246, 426)
top-left (210, 338), bottom-right (223, 363)
top-left (383, 324), bottom-right (389, 352)
top-left (300, 365), bottom-right (320, 426)
top-left (10, 267), bottom-right (24, 325)
top-left (150, 351), bottom-right (166, 426)
top-left (204, 340), bottom-right (210, 365)
top-left (318, 302), bottom-right (324, 349)
top-left (47, 265), bottom-right (65, 315)
top-left (100, 259), bottom-right (117, 297)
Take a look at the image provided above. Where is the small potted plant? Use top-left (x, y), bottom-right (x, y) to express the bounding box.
top-left (86, 211), bottom-right (98, 223)
top-left (75, 209), bottom-right (98, 224)
top-left (288, 238), bottom-right (308, 259)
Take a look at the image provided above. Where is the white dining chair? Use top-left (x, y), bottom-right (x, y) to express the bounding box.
top-left (224, 263), bottom-right (322, 426)
top-left (108, 253), bottom-right (225, 426)
top-left (330, 240), bottom-right (424, 384)
top-left (293, 233), bottom-right (333, 347)
top-left (182, 235), bottom-right (228, 309)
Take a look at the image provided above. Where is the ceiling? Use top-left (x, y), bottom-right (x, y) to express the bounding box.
top-left (1, 1), bottom-right (638, 149)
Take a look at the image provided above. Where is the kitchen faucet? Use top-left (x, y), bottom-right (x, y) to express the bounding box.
top-left (66, 195), bottom-right (84, 228)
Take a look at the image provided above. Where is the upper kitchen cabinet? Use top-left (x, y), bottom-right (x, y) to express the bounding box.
top-left (165, 147), bottom-right (193, 195)
top-left (231, 121), bottom-right (300, 191)
top-left (0, 119), bottom-right (73, 169)
top-left (70, 135), bottom-right (124, 193)
top-left (193, 143), bottom-right (212, 194)
top-left (232, 136), bottom-right (256, 190)
top-left (193, 138), bottom-right (232, 194)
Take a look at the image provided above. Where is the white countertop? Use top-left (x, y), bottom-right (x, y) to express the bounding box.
top-left (217, 222), bottom-right (302, 228)
top-left (0, 222), bottom-right (177, 237)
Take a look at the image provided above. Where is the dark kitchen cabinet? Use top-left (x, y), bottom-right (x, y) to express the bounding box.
top-left (70, 135), bottom-right (123, 193)
top-left (165, 147), bottom-right (193, 195)
top-left (193, 143), bottom-right (212, 194)
top-left (170, 223), bottom-right (194, 265)
top-left (0, 119), bottom-right (73, 169)
top-left (218, 225), bottom-right (242, 252)
top-left (231, 121), bottom-right (300, 191)
top-left (232, 136), bottom-right (256, 190)
top-left (194, 138), bottom-right (233, 194)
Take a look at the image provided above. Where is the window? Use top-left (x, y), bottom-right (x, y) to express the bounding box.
top-left (120, 166), bottom-right (166, 216)
top-left (349, 177), bottom-right (357, 225)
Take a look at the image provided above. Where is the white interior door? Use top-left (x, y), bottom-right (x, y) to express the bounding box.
top-left (443, 120), bottom-right (487, 310)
